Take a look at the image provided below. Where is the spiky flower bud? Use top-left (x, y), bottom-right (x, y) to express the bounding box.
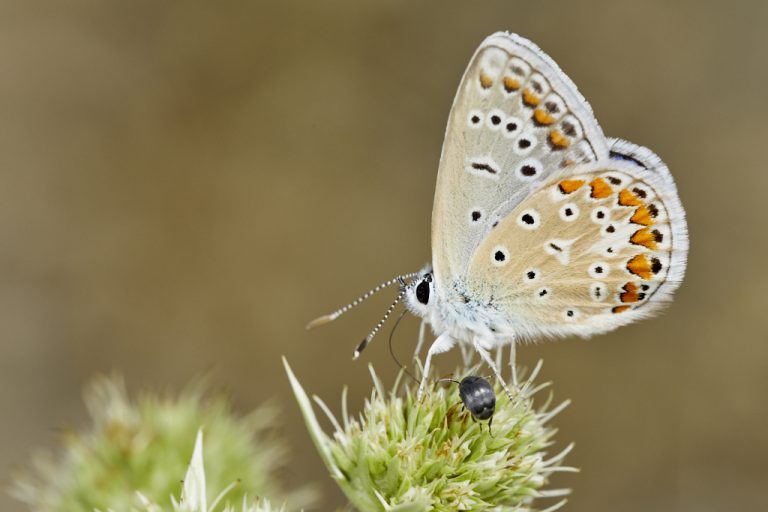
top-left (11, 375), bottom-right (316, 511)
top-left (285, 358), bottom-right (573, 512)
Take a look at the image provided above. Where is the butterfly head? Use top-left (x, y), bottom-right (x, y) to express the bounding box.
top-left (306, 268), bottom-right (432, 359)
top-left (403, 264), bottom-right (434, 319)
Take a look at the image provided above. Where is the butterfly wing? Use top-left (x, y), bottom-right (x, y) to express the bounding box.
top-left (464, 147), bottom-right (688, 340)
top-left (431, 32), bottom-right (610, 289)
top-left (608, 137), bottom-right (679, 189)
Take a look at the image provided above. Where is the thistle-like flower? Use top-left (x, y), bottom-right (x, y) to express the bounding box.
top-left (11, 375), bottom-right (316, 511)
top-left (284, 357), bottom-right (574, 511)
top-left (137, 430), bottom-right (290, 512)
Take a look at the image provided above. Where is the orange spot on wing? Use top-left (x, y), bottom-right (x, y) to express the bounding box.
top-left (626, 254), bottom-right (662, 280)
top-left (612, 305), bottom-right (631, 314)
top-left (620, 282), bottom-right (645, 303)
top-left (548, 130), bottom-right (570, 149)
top-left (522, 88), bottom-right (540, 107)
top-left (479, 72), bottom-right (493, 89)
top-left (558, 179), bottom-right (585, 194)
top-left (630, 204), bottom-right (659, 226)
top-left (630, 228), bottom-right (662, 250)
top-left (503, 76), bottom-right (520, 92)
top-left (533, 108), bottom-right (556, 126)
top-left (618, 189), bottom-right (643, 207)
top-left (589, 177), bottom-right (613, 199)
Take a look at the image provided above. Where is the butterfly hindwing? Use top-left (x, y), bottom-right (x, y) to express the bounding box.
top-left (464, 151), bottom-right (688, 340)
top-left (608, 137), bottom-right (680, 189)
top-left (431, 32), bottom-right (610, 288)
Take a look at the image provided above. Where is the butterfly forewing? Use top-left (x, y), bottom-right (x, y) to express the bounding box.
top-left (464, 153), bottom-right (688, 339)
top-left (431, 32), bottom-right (610, 288)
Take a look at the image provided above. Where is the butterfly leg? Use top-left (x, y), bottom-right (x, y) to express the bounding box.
top-left (413, 320), bottom-right (427, 360)
top-left (418, 333), bottom-right (455, 400)
top-left (509, 341), bottom-right (518, 387)
top-left (459, 343), bottom-right (472, 367)
top-left (472, 338), bottom-right (514, 401)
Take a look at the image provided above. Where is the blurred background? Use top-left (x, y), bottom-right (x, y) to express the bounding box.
top-left (1, 0), bottom-right (767, 510)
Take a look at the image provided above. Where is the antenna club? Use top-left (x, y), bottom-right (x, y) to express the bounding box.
top-left (353, 339), bottom-right (368, 360)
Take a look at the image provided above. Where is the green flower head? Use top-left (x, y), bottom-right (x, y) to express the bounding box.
top-left (285, 357), bottom-right (574, 512)
top-left (12, 375), bottom-right (316, 512)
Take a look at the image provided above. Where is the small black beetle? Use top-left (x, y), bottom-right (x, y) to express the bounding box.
top-left (383, 311), bottom-right (497, 435)
top-left (442, 375), bottom-right (496, 435)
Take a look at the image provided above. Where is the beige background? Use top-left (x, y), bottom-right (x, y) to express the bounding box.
top-left (1, 1), bottom-right (767, 510)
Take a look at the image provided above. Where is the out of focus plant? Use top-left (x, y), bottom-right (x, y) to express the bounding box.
top-left (11, 375), bottom-right (316, 512)
top-left (137, 430), bottom-right (289, 512)
top-left (11, 357), bottom-right (574, 511)
top-left (285, 357), bottom-right (574, 512)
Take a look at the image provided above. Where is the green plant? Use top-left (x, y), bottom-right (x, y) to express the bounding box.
top-left (285, 357), bottom-right (573, 511)
top-left (11, 375), bottom-right (315, 511)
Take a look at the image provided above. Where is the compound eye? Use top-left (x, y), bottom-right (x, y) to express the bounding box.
top-left (416, 280), bottom-right (430, 305)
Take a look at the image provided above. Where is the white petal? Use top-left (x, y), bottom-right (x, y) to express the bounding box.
top-left (181, 430), bottom-right (207, 512)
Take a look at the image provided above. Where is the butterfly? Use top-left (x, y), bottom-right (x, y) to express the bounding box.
top-left (308, 32), bottom-right (688, 400)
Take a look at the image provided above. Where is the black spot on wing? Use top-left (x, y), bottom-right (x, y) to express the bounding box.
top-left (471, 162), bottom-right (498, 175)
top-left (609, 150), bottom-right (648, 169)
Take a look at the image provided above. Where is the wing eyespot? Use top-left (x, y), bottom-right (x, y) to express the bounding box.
top-left (523, 268), bottom-right (541, 283)
top-left (516, 158), bottom-right (541, 181)
top-left (513, 132), bottom-right (537, 155)
top-left (591, 207), bottom-right (610, 224)
top-left (559, 203), bottom-right (580, 222)
top-left (563, 309), bottom-right (580, 321)
top-left (559, 115), bottom-right (583, 139)
top-left (468, 110), bottom-right (484, 128)
top-left (491, 246), bottom-right (510, 267)
top-left (508, 57), bottom-right (531, 79)
top-left (588, 262), bottom-right (610, 278)
top-left (486, 109), bottom-right (505, 130)
top-left (502, 116), bottom-right (522, 138)
top-left (590, 282), bottom-right (607, 302)
top-left (516, 209), bottom-right (541, 230)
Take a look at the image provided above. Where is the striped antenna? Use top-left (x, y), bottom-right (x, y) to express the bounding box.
top-left (353, 288), bottom-right (406, 360)
top-left (305, 272), bottom-right (417, 330)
